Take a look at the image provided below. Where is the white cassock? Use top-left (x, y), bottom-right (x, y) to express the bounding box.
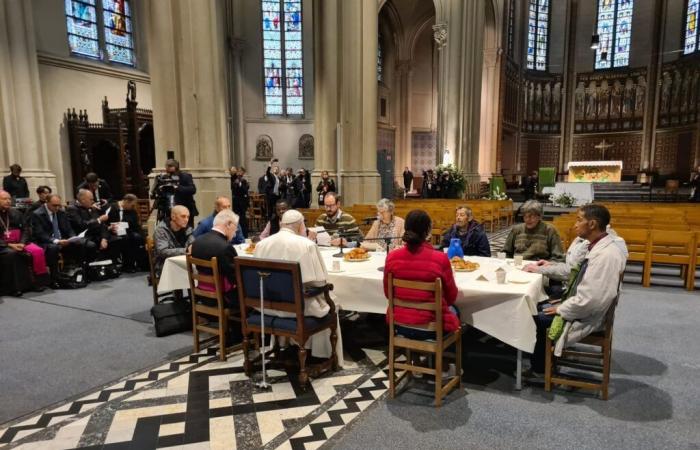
top-left (253, 228), bottom-right (343, 363)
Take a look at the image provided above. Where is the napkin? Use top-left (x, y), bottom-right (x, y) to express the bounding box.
top-left (476, 274), bottom-right (490, 282)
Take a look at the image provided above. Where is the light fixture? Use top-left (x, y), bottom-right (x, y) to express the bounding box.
top-left (590, 34), bottom-right (600, 50)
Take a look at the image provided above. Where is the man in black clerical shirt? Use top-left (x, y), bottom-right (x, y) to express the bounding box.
top-left (3, 164), bottom-right (30, 200)
top-left (106, 193), bottom-right (146, 272)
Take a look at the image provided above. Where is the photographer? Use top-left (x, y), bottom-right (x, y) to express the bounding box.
top-left (230, 166), bottom-right (250, 236)
top-left (293, 168), bottom-right (310, 208)
top-left (151, 158), bottom-right (198, 226)
top-left (263, 158), bottom-right (281, 219)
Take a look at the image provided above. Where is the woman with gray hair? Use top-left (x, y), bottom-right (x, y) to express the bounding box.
top-left (362, 198), bottom-right (405, 251)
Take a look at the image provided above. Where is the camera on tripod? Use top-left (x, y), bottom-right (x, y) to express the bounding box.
top-left (152, 173), bottom-right (180, 221)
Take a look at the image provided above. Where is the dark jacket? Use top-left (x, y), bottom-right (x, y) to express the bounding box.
top-left (106, 202), bottom-right (141, 237)
top-left (316, 179), bottom-right (336, 204)
top-left (193, 213), bottom-right (245, 244)
top-left (440, 221), bottom-right (491, 257)
top-left (66, 202), bottom-right (108, 241)
top-left (230, 175), bottom-right (250, 209)
top-left (3, 175), bottom-right (29, 199)
top-left (403, 170), bottom-right (413, 188)
top-left (173, 171), bottom-right (198, 216)
top-left (30, 205), bottom-right (75, 245)
top-left (76, 179), bottom-right (113, 205)
top-left (0, 208), bottom-right (29, 246)
top-left (191, 230), bottom-right (238, 290)
top-left (264, 166), bottom-right (281, 197)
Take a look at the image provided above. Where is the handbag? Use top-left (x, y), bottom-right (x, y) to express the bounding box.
top-left (151, 297), bottom-right (192, 337)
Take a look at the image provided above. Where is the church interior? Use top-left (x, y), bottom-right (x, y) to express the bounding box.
top-left (1, 0), bottom-right (699, 448)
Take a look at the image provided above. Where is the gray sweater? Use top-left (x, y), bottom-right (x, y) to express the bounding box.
top-left (153, 221), bottom-right (194, 274)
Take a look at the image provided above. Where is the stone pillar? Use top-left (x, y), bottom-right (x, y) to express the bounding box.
top-left (313, 0), bottom-right (380, 205)
top-left (145, 0), bottom-right (231, 217)
top-left (0, 1), bottom-right (56, 193)
top-left (225, 0), bottom-right (247, 167)
top-left (434, 0), bottom-right (485, 180)
top-left (479, 48), bottom-right (502, 179)
top-left (395, 59), bottom-right (413, 180)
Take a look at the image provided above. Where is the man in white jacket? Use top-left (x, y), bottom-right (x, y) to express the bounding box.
top-left (529, 204), bottom-right (627, 374)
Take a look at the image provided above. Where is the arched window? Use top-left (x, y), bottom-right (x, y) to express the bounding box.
top-left (262, 0), bottom-right (304, 116)
top-left (377, 35), bottom-right (384, 83)
top-left (594, 0), bottom-right (634, 70)
top-left (526, 0), bottom-right (549, 71)
top-left (684, 0), bottom-right (699, 54)
top-left (64, 0), bottom-right (135, 66)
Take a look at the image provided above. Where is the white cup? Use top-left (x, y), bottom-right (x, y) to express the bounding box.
top-left (332, 260), bottom-right (341, 272)
top-left (443, 248), bottom-right (449, 254)
top-left (245, 238), bottom-right (252, 245)
top-left (497, 252), bottom-right (506, 260)
top-left (514, 255), bottom-right (523, 267)
top-left (496, 271), bottom-right (506, 284)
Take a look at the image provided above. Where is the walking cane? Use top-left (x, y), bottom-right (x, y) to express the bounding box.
top-left (256, 271), bottom-right (272, 390)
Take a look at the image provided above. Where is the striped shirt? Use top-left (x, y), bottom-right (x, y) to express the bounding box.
top-left (314, 209), bottom-right (362, 241)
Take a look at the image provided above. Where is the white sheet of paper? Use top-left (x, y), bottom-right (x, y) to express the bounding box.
top-left (316, 231), bottom-right (331, 246)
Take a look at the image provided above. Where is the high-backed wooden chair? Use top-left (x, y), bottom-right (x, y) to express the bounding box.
top-left (235, 257), bottom-right (338, 387)
top-left (146, 237), bottom-right (160, 305)
top-left (544, 276), bottom-right (623, 400)
top-left (387, 275), bottom-right (462, 407)
top-left (186, 255), bottom-right (243, 361)
top-left (644, 230), bottom-right (697, 290)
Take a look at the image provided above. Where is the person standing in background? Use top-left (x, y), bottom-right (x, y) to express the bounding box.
top-left (230, 166), bottom-right (250, 236)
top-left (316, 170), bottom-right (336, 207)
top-left (402, 167), bottom-right (413, 197)
top-left (3, 164), bottom-right (30, 200)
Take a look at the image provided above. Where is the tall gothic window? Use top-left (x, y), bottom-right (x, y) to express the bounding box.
top-left (684, 0), bottom-right (699, 54)
top-left (377, 36), bottom-right (384, 83)
top-left (64, 0), bottom-right (135, 66)
top-left (507, 0), bottom-right (516, 58)
top-left (526, 0), bottom-right (549, 71)
top-left (262, 0), bottom-right (304, 116)
top-left (594, 0), bottom-right (634, 70)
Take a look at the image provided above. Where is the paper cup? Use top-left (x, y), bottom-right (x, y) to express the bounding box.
top-left (497, 252), bottom-right (506, 260)
top-left (332, 260), bottom-right (341, 271)
top-left (496, 271), bottom-right (506, 284)
top-left (514, 255), bottom-right (523, 266)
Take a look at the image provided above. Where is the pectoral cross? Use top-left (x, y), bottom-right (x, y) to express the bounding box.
top-left (594, 139), bottom-right (614, 160)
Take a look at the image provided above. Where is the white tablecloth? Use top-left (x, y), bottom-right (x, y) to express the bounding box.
top-left (159, 247), bottom-right (548, 354)
top-left (553, 182), bottom-right (594, 206)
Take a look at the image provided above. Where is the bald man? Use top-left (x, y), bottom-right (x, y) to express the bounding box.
top-left (192, 196), bottom-right (245, 244)
top-left (153, 205), bottom-right (194, 275)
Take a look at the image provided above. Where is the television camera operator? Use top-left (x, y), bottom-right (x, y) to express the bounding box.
top-left (150, 158), bottom-right (198, 226)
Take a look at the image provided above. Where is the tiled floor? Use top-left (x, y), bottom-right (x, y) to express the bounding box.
top-left (0, 347), bottom-right (389, 450)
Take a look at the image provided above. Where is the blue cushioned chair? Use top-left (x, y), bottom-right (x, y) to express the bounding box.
top-left (235, 257), bottom-right (338, 387)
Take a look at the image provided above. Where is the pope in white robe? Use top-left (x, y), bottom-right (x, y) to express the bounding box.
top-left (253, 209), bottom-right (343, 363)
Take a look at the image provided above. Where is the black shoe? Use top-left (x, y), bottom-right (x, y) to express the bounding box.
top-left (32, 285), bottom-right (47, 293)
top-left (50, 282), bottom-right (62, 290)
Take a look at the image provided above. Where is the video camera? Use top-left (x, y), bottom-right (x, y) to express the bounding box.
top-left (152, 173), bottom-right (180, 222)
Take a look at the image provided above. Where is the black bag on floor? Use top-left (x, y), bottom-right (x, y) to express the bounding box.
top-left (87, 259), bottom-right (121, 282)
top-left (151, 297), bottom-right (192, 337)
top-left (56, 266), bottom-right (88, 289)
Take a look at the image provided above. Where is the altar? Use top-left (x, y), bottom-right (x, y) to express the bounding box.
top-left (567, 160), bottom-right (623, 183)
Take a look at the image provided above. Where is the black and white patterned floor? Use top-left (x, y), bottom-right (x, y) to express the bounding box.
top-left (0, 347), bottom-right (389, 450)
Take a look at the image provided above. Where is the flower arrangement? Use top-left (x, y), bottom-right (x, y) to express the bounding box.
top-left (485, 186), bottom-right (509, 200)
top-left (549, 192), bottom-right (576, 208)
top-left (434, 164), bottom-right (467, 198)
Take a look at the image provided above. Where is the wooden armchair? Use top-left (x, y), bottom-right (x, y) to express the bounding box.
top-left (387, 275), bottom-right (462, 407)
top-left (186, 255), bottom-right (243, 362)
top-left (235, 257), bottom-right (339, 387)
top-left (544, 277), bottom-right (623, 400)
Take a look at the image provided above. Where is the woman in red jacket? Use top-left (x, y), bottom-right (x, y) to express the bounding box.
top-left (383, 209), bottom-right (460, 339)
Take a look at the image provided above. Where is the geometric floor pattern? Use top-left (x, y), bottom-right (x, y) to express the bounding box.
top-left (0, 347), bottom-right (389, 450)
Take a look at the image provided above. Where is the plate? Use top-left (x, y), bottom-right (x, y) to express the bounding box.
top-left (453, 267), bottom-right (478, 272)
top-left (343, 256), bottom-right (370, 262)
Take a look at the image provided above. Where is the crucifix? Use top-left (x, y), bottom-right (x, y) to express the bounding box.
top-left (594, 139), bottom-right (614, 160)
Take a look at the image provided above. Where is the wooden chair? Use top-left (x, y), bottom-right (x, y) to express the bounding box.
top-left (146, 237), bottom-right (160, 305)
top-left (644, 230), bottom-right (697, 290)
top-left (186, 255), bottom-right (243, 361)
top-left (235, 257), bottom-right (338, 387)
top-left (387, 275), bottom-right (462, 407)
top-left (544, 278), bottom-right (623, 400)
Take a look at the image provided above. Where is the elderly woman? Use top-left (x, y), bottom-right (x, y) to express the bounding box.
top-left (362, 198), bottom-right (405, 251)
top-left (440, 205), bottom-right (490, 256)
top-left (502, 200), bottom-right (565, 262)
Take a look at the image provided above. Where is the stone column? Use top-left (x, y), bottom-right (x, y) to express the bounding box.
top-left (395, 59), bottom-right (413, 180)
top-left (313, 0), bottom-right (380, 205)
top-left (0, 1), bottom-right (56, 193)
top-left (479, 48), bottom-right (502, 179)
top-left (434, 0), bottom-right (485, 180)
top-left (145, 0), bottom-right (231, 217)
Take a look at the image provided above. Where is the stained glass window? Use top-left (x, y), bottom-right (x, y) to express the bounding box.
top-left (507, 0), bottom-right (516, 58)
top-left (64, 0), bottom-right (135, 66)
top-left (526, 0), bottom-right (549, 71)
top-left (262, 0), bottom-right (304, 116)
top-left (377, 36), bottom-right (384, 83)
top-left (595, 0), bottom-right (634, 70)
top-left (684, 0), bottom-right (699, 54)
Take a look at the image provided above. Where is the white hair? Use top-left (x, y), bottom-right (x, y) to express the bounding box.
top-left (77, 189), bottom-right (93, 200)
top-left (376, 198), bottom-right (394, 213)
top-left (213, 209), bottom-right (239, 228)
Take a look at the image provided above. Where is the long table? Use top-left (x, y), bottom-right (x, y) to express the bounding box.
top-left (159, 245), bottom-right (548, 389)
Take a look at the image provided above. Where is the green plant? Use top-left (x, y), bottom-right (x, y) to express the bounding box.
top-left (435, 164), bottom-right (466, 198)
top-left (549, 192), bottom-right (576, 208)
top-left (482, 185), bottom-right (509, 200)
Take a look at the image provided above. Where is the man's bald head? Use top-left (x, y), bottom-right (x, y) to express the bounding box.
top-left (77, 189), bottom-right (94, 207)
top-left (170, 205), bottom-right (190, 231)
top-left (214, 196), bottom-right (232, 213)
top-left (0, 190), bottom-right (11, 211)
